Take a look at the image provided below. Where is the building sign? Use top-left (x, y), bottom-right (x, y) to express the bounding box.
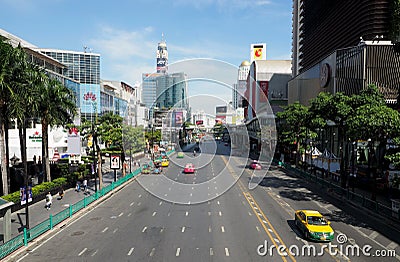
top-left (196, 120), bottom-right (204, 125)
top-left (29, 131), bottom-right (42, 142)
top-left (250, 43), bottom-right (267, 62)
top-left (174, 111), bottom-right (183, 127)
top-left (110, 155), bottom-right (121, 169)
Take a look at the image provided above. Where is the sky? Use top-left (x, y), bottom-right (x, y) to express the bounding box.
top-left (0, 0), bottom-right (293, 114)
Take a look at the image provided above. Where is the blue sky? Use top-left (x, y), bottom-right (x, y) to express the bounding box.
top-left (0, 0), bottom-right (292, 111)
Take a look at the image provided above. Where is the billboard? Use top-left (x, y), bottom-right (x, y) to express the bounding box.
top-left (216, 106), bottom-right (227, 114)
top-left (175, 111), bottom-right (183, 127)
top-left (250, 43), bottom-right (267, 62)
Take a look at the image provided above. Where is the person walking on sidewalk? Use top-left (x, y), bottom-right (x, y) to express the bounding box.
top-left (83, 179), bottom-right (88, 192)
top-left (45, 192), bottom-right (52, 210)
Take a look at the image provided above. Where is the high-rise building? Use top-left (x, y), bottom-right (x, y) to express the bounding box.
top-left (142, 73), bottom-right (163, 109)
top-left (155, 72), bottom-right (188, 109)
top-left (290, 0), bottom-right (400, 105)
top-left (36, 48), bottom-right (101, 120)
top-left (292, 0), bottom-right (396, 77)
top-left (232, 60), bottom-right (250, 109)
top-left (156, 33), bottom-right (168, 74)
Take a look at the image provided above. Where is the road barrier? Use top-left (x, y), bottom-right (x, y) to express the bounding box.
top-left (279, 161), bottom-right (399, 223)
top-left (0, 167), bottom-right (143, 260)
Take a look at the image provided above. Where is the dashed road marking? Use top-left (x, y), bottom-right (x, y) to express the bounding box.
top-left (149, 247), bottom-right (155, 256)
top-left (91, 250), bottom-right (98, 257)
top-left (221, 226), bottom-right (225, 232)
top-left (78, 248), bottom-right (87, 256)
top-left (219, 211), bottom-right (222, 216)
top-left (209, 226), bottom-right (212, 232)
top-left (130, 202), bottom-right (134, 206)
top-left (152, 212), bottom-right (157, 216)
top-left (256, 226), bottom-right (260, 232)
top-left (176, 247), bottom-right (181, 256)
top-left (128, 213), bottom-right (131, 217)
top-left (248, 212), bottom-right (252, 216)
top-left (159, 201), bottom-right (163, 205)
top-left (142, 226), bottom-right (147, 233)
top-left (208, 212), bottom-right (211, 216)
top-left (210, 248), bottom-right (214, 256)
top-left (225, 247), bottom-right (230, 256)
top-left (119, 212), bottom-right (123, 217)
top-left (138, 194), bottom-right (142, 198)
top-left (113, 228), bottom-right (118, 234)
top-left (127, 247), bottom-right (134, 256)
top-left (102, 227), bottom-right (108, 233)
top-left (182, 226), bottom-right (185, 233)
top-left (185, 211), bottom-right (189, 216)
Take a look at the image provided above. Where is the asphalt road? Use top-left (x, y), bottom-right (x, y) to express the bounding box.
top-left (15, 140), bottom-right (400, 262)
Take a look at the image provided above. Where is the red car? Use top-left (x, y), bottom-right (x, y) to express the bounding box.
top-left (250, 160), bottom-right (262, 170)
top-left (184, 163), bottom-right (195, 173)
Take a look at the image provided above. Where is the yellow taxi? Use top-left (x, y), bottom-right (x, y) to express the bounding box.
top-left (161, 158), bottom-right (169, 167)
top-left (294, 210), bottom-right (334, 241)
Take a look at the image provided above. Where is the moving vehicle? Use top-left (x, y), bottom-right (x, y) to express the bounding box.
top-left (161, 158), bottom-right (169, 167)
top-left (141, 164), bottom-right (151, 174)
top-left (152, 167), bottom-right (162, 174)
top-left (184, 163), bottom-right (195, 173)
top-left (294, 210), bottom-right (334, 241)
top-left (177, 152), bottom-right (184, 158)
top-left (250, 160), bottom-right (262, 170)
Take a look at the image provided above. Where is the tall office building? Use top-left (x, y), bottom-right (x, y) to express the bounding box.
top-left (155, 72), bottom-right (188, 109)
top-left (142, 73), bottom-right (163, 109)
top-left (292, 0), bottom-right (396, 76)
top-left (156, 34), bottom-right (168, 74)
top-left (37, 48), bottom-right (101, 120)
top-left (232, 60), bottom-right (250, 109)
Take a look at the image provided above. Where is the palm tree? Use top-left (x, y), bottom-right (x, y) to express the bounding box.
top-left (0, 38), bottom-right (15, 195)
top-left (36, 77), bottom-right (77, 182)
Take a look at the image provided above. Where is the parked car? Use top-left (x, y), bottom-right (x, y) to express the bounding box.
top-left (294, 210), bottom-right (334, 242)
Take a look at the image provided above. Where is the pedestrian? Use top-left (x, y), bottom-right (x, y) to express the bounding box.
top-left (76, 181), bottom-right (80, 192)
top-left (45, 192), bottom-right (52, 210)
top-left (59, 187), bottom-right (64, 199)
top-left (138, 159), bottom-right (141, 167)
top-left (83, 179), bottom-right (87, 192)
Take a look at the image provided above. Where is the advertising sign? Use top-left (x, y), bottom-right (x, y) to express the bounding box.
top-left (175, 111), bottom-right (183, 127)
top-left (216, 106), bottom-right (227, 114)
top-left (110, 155), bottom-right (121, 169)
top-left (196, 120), bottom-right (204, 125)
top-left (20, 186), bottom-right (32, 205)
top-left (250, 43), bottom-right (266, 62)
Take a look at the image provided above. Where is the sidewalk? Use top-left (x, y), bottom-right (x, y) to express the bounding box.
top-left (0, 155), bottom-right (147, 244)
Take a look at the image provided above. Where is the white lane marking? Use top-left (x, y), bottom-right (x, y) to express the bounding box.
top-left (149, 247), bottom-right (155, 256)
top-left (176, 247), bottom-right (181, 256)
top-left (256, 226), bottom-right (260, 232)
top-left (217, 201), bottom-right (220, 205)
top-left (248, 212), bottom-right (252, 216)
top-left (127, 247), bottom-right (134, 256)
top-left (258, 213), bottom-right (262, 217)
top-left (78, 248), bottom-right (87, 256)
top-left (185, 211), bottom-right (189, 216)
top-left (215, 187), bottom-right (218, 190)
top-left (119, 212), bottom-right (123, 217)
top-left (263, 220), bottom-right (267, 224)
top-left (130, 202), bottom-right (134, 206)
top-left (225, 247), bottom-right (230, 256)
top-left (190, 193), bottom-right (193, 197)
top-left (138, 194), bottom-right (142, 198)
top-left (164, 194), bottom-right (168, 197)
top-left (128, 213), bottom-right (131, 217)
top-left (182, 226), bottom-right (185, 233)
top-left (369, 231), bottom-right (379, 239)
top-left (210, 248), bottom-right (214, 256)
top-left (142, 226), bottom-right (147, 232)
top-left (168, 212), bottom-right (171, 216)
top-left (192, 186), bottom-right (194, 190)
top-left (387, 242), bottom-right (398, 250)
top-left (254, 207), bottom-right (259, 210)
top-left (152, 212), bottom-right (157, 216)
top-left (221, 226), bottom-right (225, 232)
top-left (219, 211), bottom-right (222, 216)
top-left (274, 238), bottom-right (280, 243)
top-left (208, 211), bottom-right (211, 216)
top-left (102, 227), bottom-right (108, 233)
top-left (208, 201), bottom-right (210, 205)
top-left (159, 201), bottom-right (163, 205)
top-left (91, 250), bottom-right (98, 257)
top-left (160, 228), bottom-right (164, 233)
top-left (113, 228), bottom-right (118, 234)
top-left (268, 229), bottom-right (273, 232)
top-left (209, 226), bottom-right (212, 232)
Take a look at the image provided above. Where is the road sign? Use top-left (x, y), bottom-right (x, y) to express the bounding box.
top-left (110, 155), bottom-right (120, 169)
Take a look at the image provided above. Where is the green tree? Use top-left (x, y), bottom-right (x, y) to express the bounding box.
top-left (36, 77), bottom-right (77, 182)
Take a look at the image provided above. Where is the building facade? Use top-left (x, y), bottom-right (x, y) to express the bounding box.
top-left (292, 0), bottom-right (396, 76)
top-left (232, 60), bottom-right (250, 109)
top-left (155, 72), bottom-right (188, 109)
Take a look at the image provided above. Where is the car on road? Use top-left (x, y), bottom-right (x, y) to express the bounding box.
top-left (161, 158), bottom-right (169, 167)
top-left (152, 167), bottom-right (162, 174)
top-left (184, 163), bottom-right (195, 173)
top-left (177, 152), bottom-right (184, 158)
top-left (250, 160), bottom-right (262, 170)
top-left (141, 164), bottom-right (151, 174)
top-left (294, 210), bottom-right (334, 241)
